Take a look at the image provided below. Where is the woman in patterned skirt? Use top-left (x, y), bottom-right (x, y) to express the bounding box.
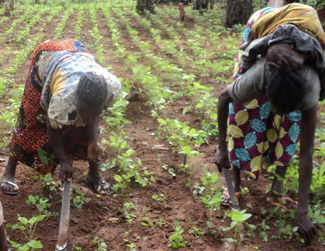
top-left (214, 3), bottom-right (325, 244)
top-left (1, 39), bottom-right (121, 195)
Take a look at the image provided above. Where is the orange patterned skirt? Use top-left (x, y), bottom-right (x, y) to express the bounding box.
top-left (9, 39), bottom-right (91, 174)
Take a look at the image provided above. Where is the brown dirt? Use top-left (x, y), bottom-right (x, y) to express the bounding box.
top-left (0, 3), bottom-right (324, 251)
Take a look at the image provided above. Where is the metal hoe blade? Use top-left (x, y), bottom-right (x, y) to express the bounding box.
top-left (222, 167), bottom-right (240, 211)
top-left (222, 167), bottom-right (244, 240)
top-left (55, 180), bottom-right (71, 251)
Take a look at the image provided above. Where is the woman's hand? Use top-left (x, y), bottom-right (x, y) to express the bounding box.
top-left (88, 142), bottom-right (102, 164)
top-left (60, 161), bottom-right (72, 182)
top-left (294, 211), bottom-right (316, 244)
top-left (214, 148), bottom-right (231, 173)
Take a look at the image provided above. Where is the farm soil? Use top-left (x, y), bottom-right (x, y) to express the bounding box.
top-left (0, 4), bottom-right (324, 251)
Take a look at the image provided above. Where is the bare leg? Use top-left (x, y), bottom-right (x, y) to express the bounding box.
top-left (270, 165), bottom-right (288, 196)
top-left (87, 160), bottom-right (110, 194)
top-left (0, 224), bottom-right (8, 250)
top-left (1, 156), bottom-right (19, 194)
top-left (269, 165), bottom-right (297, 209)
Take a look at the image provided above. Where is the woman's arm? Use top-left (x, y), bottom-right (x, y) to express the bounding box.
top-left (294, 105), bottom-right (317, 244)
top-left (214, 89), bottom-right (234, 172)
top-left (85, 116), bottom-right (100, 143)
top-left (47, 119), bottom-right (72, 181)
top-left (85, 116), bottom-right (102, 164)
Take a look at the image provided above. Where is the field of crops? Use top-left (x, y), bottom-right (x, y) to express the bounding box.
top-left (0, 0), bottom-right (324, 250)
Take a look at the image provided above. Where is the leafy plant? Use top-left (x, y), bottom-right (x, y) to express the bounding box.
top-left (279, 224), bottom-right (299, 239)
top-left (26, 195), bottom-right (58, 217)
top-left (126, 243), bottom-right (136, 251)
top-left (221, 209), bottom-right (255, 245)
top-left (141, 217), bottom-right (155, 229)
top-left (92, 237), bottom-right (108, 251)
top-left (120, 202), bottom-right (137, 227)
top-left (72, 187), bottom-right (91, 208)
top-left (188, 222), bottom-right (205, 238)
top-left (169, 222), bottom-right (187, 248)
top-left (152, 194), bottom-right (167, 201)
top-left (7, 214), bottom-right (46, 250)
top-left (199, 166), bottom-right (221, 219)
top-left (33, 173), bottom-right (58, 192)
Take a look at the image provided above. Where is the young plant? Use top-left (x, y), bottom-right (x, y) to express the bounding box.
top-left (121, 202), bottom-right (137, 227)
top-left (152, 194), bottom-right (167, 202)
top-left (279, 224), bottom-right (299, 239)
top-left (72, 186), bottom-right (91, 208)
top-left (141, 217), bottom-right (155, 229)
top-left (157, 219), bottom-right (166, 227)
top-left (221, 209), bottom-right (255, 245)
top-left (126, 243), bottom-right (136, 251)
top-left (26, 195), bottom-right (58, 217)
top-left (169, 222), bottom-right (187, 248)
top-left (112, 174), bottom-right (130, 195)
top-left (188, 222), bottom-right (205, 238)
top-left (33, 173), bottom-right (58, 192)
top-left (199, 166), bottom-right (221, 220)
top-left (92, 237), bottom-right (108, 251)
top-left (7, 214), bottom-right (46, 250)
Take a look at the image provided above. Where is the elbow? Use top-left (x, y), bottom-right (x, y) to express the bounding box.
top-left (218, 89), bottom-right (233, 107)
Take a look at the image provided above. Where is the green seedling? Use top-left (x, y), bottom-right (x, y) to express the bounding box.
top-left (26, 195), bottom-right (58, 217)
top-left (126, 243), bottom-right (136, 251)
top-left (73, 245), bottom-right (82, 250)
top-left (221, 209), bottom-right (255, 245)
top-left (152, 194), bottom-right (167, 201)
top-left (8, 239), bottom-right (43, 251)
top-left (201, 192), bottom-right (221, 220)
top-left (135, 169), bottom-right (155, 187)
top-left (157, 219), bottom-right (166, 227)
top-left (200, 166), bottom-right (220, 196)
top-left (193, 182), bottom-right (205, 200)
top-left (279, 224), bottom-right (299, 239)
top-left (141, 217), bottom-right (155, 229)
top-left (162, 164), bottom-right (176, 177)
top-left (112, 174), bottom-right (132, 195)
top-left (120, 202), bottom-right (137, 226)
top-left (178, 145), bottom-right (203, 173)
top-left (169, 222), bottom-right (187, 248)
top-left (308, 207), bottom-right (325, 226)
top-left (199, 166), bottom-right (222, 219)
top-left (7, 214), bottom-right (46, 250)
top-left (72, 187), bottom-right (91, 208)
top-left (260, 231), bottom-right (268, 242)
top-left (188, 224), bottom-right (205, 238)
top-left (92, 237), bottom-right (108, 251)
top-left (142, 205), bottom-right (151, 215)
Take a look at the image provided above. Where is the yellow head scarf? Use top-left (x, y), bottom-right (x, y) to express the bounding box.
top-left (252, 3), bottom-right (325, 49)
